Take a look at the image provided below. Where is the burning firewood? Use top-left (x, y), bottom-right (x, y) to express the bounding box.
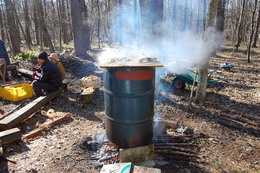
top-left (22, 114), bottom-right (72, 140)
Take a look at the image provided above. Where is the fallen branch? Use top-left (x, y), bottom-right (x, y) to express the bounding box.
top-left (155, 149), bottom-right (201, 158)
top-left (217, 116), bottom-right (260, 137)
top-left (155, 146), bottom-right (198, 154)
top-left (22, 114), bottom-right (72, 140)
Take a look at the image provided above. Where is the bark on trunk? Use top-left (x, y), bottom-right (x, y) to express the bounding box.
top-left (4, 0), bottom-right (21, 55)
top-left (252, 5), bottom-right (260, 47)
top-left (194, 0), bottom-right (219, 105)
top-left (23, 0), bottom-right (32, 45)
top-left (247, 0), bottom-right (258, 63)
top-left (70, 0), bottom-right (91, 58)
top-left (35, 0), bottom-right (54, 52)
top-left (235, 0), bottom-right (246, 51)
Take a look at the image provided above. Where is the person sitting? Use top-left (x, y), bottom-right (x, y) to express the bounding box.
top-left (48, 53), bottom-right (66, 80)
top-left (0, 40), bottom-right (11, 82)
top-left (32, 51), bottom-right (62, 97)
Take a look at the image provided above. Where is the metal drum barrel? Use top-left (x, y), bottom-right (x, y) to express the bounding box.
top-left (103, 67), bottom-right (155, 148)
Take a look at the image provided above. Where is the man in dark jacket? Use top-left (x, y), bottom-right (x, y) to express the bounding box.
top-left (32, 51), bottom-right (62, 97)
top-left (0, 40), bottom-right (11, 81)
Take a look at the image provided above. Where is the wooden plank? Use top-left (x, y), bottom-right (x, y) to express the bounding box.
top-left (0, 90), bottom-right (61, 130)
top-left (0, 128), bottom-right (21, 145)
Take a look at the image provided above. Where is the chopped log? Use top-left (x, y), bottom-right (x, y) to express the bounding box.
top-left (0, 128), bottom-right (21, 145)
top-left (119, 144), bottom-right (154, 163)
top-left (0, 90), bottom-right (62, 130)
top-left (155, 149), bottom-right (201, 158)
top-left (80, 87), bottom-right (95, 104)
top-left (17, 68), bottom-right (33, 80)
top-left (22, 114), bottom-right (72, 140)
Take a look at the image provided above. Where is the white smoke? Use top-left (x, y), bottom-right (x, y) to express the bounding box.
top-left (98, 1), bottom-right (223, 74)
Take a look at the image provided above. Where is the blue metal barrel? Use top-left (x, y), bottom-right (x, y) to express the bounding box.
top-left (103, 67), bottom-right (155, 148)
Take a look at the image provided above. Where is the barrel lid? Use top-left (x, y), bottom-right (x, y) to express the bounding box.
top-left (99, 56), bottom-right (163, 68)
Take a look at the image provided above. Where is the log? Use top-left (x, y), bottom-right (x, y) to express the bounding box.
top-left (0, 90), bottom-right (62, 130)
top-left (22, 114), bottom-right (72, 140)
top-left (17, 68), bottom-right (33, 80)
top-left (0, 128), bottom-right (21, 145)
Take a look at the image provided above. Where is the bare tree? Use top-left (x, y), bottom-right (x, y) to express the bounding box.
top-left (247, 0), bottom-right (258, 63)
top-left (35, 0), bottom-right (54, 52)
top-left (70, 0), bottom-right (91, 59)
top-left (216, 0), bottom-right (226, 33)
top-left (235, 0), bottom-right (246, 51)
top-left (252, 4), bottom-right (260, 48)
top-left (4, 0), bottom-right (21, 55)
top-left (150, 0), bottom-right (163, 36)
top-left (23, 0), bottom-right (32, 45)
top-left (194, 0), bottom-right (219, 105)
top-left (0, 3), bottom-right (6, 40)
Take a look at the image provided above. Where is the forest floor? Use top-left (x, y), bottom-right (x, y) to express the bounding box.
top-left (0, 45), bottom-right (259, 173)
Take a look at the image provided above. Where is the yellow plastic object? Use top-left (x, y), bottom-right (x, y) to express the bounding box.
top-left (0, 83), bottom-right (33, 101)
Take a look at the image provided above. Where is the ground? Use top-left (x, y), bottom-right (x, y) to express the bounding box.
top-left (0, 46), bottom-right (259, 173)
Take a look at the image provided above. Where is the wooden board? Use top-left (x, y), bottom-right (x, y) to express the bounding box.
top-left (0, 128), bottom-right (21, 145)
top-left (0, 90), bottom-right (61, 130)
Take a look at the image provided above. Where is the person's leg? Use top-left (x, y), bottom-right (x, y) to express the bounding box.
top-left (32, 80), bottom-right (44, 97)
top-left (33, 80), bottom-right (59, 97)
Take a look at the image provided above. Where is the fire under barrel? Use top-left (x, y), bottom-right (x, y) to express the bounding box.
top-left (100, 58), bottom-right (162, 148)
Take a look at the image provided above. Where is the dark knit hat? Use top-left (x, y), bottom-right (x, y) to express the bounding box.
top-left (37, 51), bottom-right (48, 60)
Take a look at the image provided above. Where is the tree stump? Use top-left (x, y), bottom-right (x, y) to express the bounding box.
top-left (80, 87), bottom-right (95, 104)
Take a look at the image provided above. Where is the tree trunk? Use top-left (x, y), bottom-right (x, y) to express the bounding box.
top-left (23, 0), bottom-right (32, 45)
top-left (247, 0), bottom-right (258, 63)
top-left (33, 1), bottom-right (40, 45)
top-left (97, 0), bottom-right (101, 49)
top-left (150, 0), bottom-right (163, 36)
top-left (235, 0), bottom-right (246, 51)
top-left (203, 0), bottom-right (207, 30)
top-left (0, 6), bottom-right (6, 40)
top-left (61, 0), bottom-right (69, 44)
top-left (4, 0), bottom-right (21, 55)
top-left (57, 0), bottom-right (62, 50)
top-left (35, 0), bottom-right (54, 52)
top-left (196, 0), bottom-right (201, 33)
top-left (183, 0), bottom-right (188, 31)
top-left (252, 5), bottom-right (260, 48)
top-left (70, 0), bottom-right (91, 59)
top-left (194, 0), bottom-right (219, 105)
top-left (216, 0), bottom-right (226, 33)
